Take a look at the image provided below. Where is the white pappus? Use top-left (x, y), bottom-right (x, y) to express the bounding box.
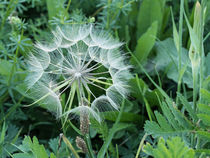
top-left (25, 24), bottom-right (132, 122)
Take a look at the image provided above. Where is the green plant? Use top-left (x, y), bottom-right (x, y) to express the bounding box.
top-left (143, 137), bottom-right (195, 158)
top-left (0, 0), bottom-right (209, 157)
top-left (12, 136), bottom-right (56, 158)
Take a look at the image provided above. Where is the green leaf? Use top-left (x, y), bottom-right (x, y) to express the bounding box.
top-left (144, 99), bottom-right (194, 138)
top-left (197, 131), bottom-right (210, 141)
top-left (13, 153), bottom-right (33, 158)
top-left (165, 99), bottom-right (193, 130)
top-left (12, 136), bottom-right (54, 158)
top-left (177, 93), bottom-right (198, 121)
top-left (129, 77), bottom-right (161, 107)
top-left (197, 114), bottom-right (210, 126)
top-left (134, 21), bottom-right (158, 63)
top-left (97, 101), bottom-right (131, 158)
top-left (198, 103), bottom-right (210, 115)
top-left (184, 14), bottom-right (199, 53)
top-left (195, 149), bottom-right (210, 154)
top-left (200, 88), bottom-right (210, 103)
top-left (198, 114), bottom-right (210, 126)
top-left (50, 153), bottom-right (57, 158)
top-left (204, 54), bottom-right (210, 78)
top-left (170, 8), bottom-right (179, 52)
top-left (144, 120), bottom-right (190, 138)
top-left (143, 137), bottom-right (195, 158)
top-left (197, 102), bottom-right (210, 131)
top-left (102, 111), bottom-right (144, 123)
top-left (137, 0), bottom-right (162, 38)
top-left (0, 59), bottom-right (12, 76)
top-left (154, 111), bottom-right (173, 131)
top-left (154, 38), bottom-right (193, 88)
top-left (46, 0), bottom-right (66, 19)
top-left (159, 102), bottom-right (181, 130)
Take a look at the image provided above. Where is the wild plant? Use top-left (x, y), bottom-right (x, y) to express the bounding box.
top-left (131, 0), bottom-right (210, 157)
top-left (24, 24), bottom-right (131, 157)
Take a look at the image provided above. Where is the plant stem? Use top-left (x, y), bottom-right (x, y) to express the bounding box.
top-left (62, 134), bottom-right (80, 158)
top-left (8, 28), bottom-right (24, 86)
top-left (126, 44), bottom-right (170, 101)
top-left (192, 67), bottom-right (198, 112)
top-left (0, 0), bottom-right (17, 31)
top-left (135, 74), bottom-right (154, 121)
top-left (88, 78), bottom-right (112, 86)
top-left (105, 0), bottom-right (111, 29)
top-left (64, 0), bottom-right (71, 18)
top-left (199, 0), bottom-right (204, 103)
top-left (176, 0), bottom-right (184, 105)
top-left (135, 133), bottom-right (148, 158)
top-left (84, 134), bottom-right (95, 158)
top-left (62, 83), bottom-right (76, 130)
top-left (97, 99), bottom-right (125, 158)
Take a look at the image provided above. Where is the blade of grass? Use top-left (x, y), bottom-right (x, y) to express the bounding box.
top-left (97, 99), bottom-right (125, 158)
top-left (61, 134), bottom-right (80, 158)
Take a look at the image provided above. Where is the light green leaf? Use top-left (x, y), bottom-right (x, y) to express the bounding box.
top-left (200, 88), bottom-right (210, 103)
top-left (198, 103), bottom-right (210, 115)
top-left (177, 93), bottom-right (198, 121)
top-left (0, 59), bottom-right (12, 76)
top-left (12, 136), bottom-right (54, 158)
top-left (155, 38), bottom-right (193, 88)
top-left (129, 77), bottom-right (162, 107)
top-left (134, 21), bottom-right (158, 63)
top-left (197, 114), bottom-right (210, 126)
top-left (171, 8), bottom-right (179, 51)
top-left (137, 0), bottom-right (162, 38)
top-left (197, 131), bottom-right (210, 141)
top-left (143, 137), bottom-right (195, 158)
top-left (102, 111), bottom-right (144, 123)
top-left (46, 0), bottom-right (66, 19)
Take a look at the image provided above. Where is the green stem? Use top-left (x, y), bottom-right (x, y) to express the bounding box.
top-left (135, 74), bottom-right (154, 121)
top-left (62, 134), bottom-right (80, 158)
top-left (135, 133), bottom-right (148, 158)
top-left (88, 78), bottom-right (112, 86)
top-left (64, 0), bottom-right (71, 18)
top-left (62, 82), bottom-right (76, 130)
top-left (199, 0), bottom-right (204, 103)
top-left (97, 99), bottom-right (125, 158)
top-left (84, 134), bottom-right (95, 158)
top-left (8, 28), bottom-right (24, 86)
top-left (106, 0), bottom-right (111, 29)
top-left (0, 96), bottom-right (24, 125)
top-left (0, 0), bottom-right (17, 31)
top-left (192, 67), bottom-right (198, 112)
top-left (176, 0), bottom-right (184, 105)
top-left (126, 44), bottom-right (170, 100)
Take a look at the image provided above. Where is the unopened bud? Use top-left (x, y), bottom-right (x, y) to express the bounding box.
top-left (76, 136), bottom-right (88, 153)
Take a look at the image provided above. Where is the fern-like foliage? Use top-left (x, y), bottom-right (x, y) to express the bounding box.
top-left (144, 98), bottom-right (194, 138)
top-left (143, 137), bottom-right (195, 158)
top-left (12, 136), bottom-right (56, 158)
top-left (144, 91), bottom-right (210, 156)
top-left (197, 88), bottom-right (210, 127)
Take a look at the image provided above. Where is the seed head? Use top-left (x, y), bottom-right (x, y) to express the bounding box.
top-left (25, 24), bottom-right (132, 120)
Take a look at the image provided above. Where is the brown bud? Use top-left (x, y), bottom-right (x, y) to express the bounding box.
top-left (76, 136), bottom-right (88, 153)
top-left (80, 99), bottom-right (90, 135)
top-left (80, 108), bottom-right (89, 135)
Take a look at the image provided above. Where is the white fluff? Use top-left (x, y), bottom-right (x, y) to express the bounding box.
top-left (25, 24), bottom-right (131, 120)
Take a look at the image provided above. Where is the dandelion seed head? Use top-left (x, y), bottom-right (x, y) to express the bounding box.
top-left (25, 24), bottom-right (132, 120)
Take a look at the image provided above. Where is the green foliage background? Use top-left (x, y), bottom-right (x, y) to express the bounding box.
top-left (0, 0), bottom-right (209, 157)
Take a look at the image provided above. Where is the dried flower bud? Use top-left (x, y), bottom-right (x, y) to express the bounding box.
top-left (76, 136), bottom-right (88, 153)
top-left (80, 108), bottom-right (89, 135)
